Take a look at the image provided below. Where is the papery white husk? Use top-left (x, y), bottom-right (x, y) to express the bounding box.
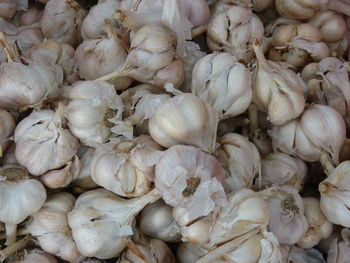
top-left (0, 109), bottom-right (15, 156)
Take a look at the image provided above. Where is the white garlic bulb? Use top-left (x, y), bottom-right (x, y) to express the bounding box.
top-left (139, 199), bottom-right (181, 242)
top-left (155, 145), bottom-right (226, 222)
top-left (259, 185), bottom-right (308, 245)
top-left (0, 109), bottom-right (15, 156)
top-left (20, 250), bottom-right (57, 263)
top-left (0, 165), bottom-right (46, 245)
top-left (149, 93), bottom-right (218, 152)
top-left (297, 197), bottom-right (333, 249)
top-left (14, 105), bottom-right (80, 176)
top-left (66, 80), bottom-right (123, 146)
top-left (253, 44), bottom-right (305, 125)
top-left (191, 52), bottom-right (252, 119)
top-left (328, 228), bottom-right (350, 263)
top-left (28, 192), bottom-right (83, 262)
top-left (72, 146), bottom-right (98, 189)
top-left (257, 153), bottom-right (307, 191)
top-left (68, 188), bottom-right (160, 259)
top-left (215, 133), bottom-right (260, 192)
top-left (207, 6), bottom-right (264, 64)
top-left (90, 135), bottom-right (163, 197)
top-left (40, 0), bottom-right (87, 47)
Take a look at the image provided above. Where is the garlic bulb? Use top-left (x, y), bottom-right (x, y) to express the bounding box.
top-left (257, 153), bottom-right (307, 191)
top-left (14, 105), bottom-right (79, 176)
top-left (68, 188), bottom-right (160, 259)
top-left (90, 135), bottom-right (163, 197)
top-left (191, 52), bottom-right (252, 119)
top-left (0, 165), bottom-right (46, 245)
top-left (40, 0), bottom-right (87, 47)
top-left (281, 245), bottom-right (326, 263)
top-left (66, 81), bottom-right (123, 145)
top-left (297, 197), bottom-right (333, 249)
top-left (149, 93), bottom-right (218, 152)
top-left (155, 145), bottom-right (226, 222)
top-left (215, 133), bottom-right (260, 192)
top-left (259, 185), bottom-right (308, 245)
top-left (269, 104), bottom-right (346, 164)
top-left (28, 192), bottom-right (83, 262)
top-left (117, 238), bottom-right (175, 263)
top-left (207, 6), bottom-right (264, 64)
top-left (328, 228), bottom-right (350, 263)
top-left (72, 146), bottom-right (98, 189)
top-left (0, 109), bottom-right (15, 156)
top-left (139, 199), bottom-right (181, 242)
top-left (13, 27), bottom-right (44, 57)
top-left (20, 250), bottom-right (57, 263)
top-left (275, 0), bottom-right (350, 20)
top-left (14, 3), bottom-right (43, 27)
top-left (252, 44), bottom-right (305, 125)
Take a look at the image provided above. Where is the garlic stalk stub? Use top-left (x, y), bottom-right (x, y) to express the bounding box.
top-left (0, 109), bottom-right (15, 156)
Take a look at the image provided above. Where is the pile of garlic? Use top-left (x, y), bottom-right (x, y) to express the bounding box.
top-left (1, 0), bottom-right (350, 262)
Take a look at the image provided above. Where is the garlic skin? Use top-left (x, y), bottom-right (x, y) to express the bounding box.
top-left (328, 228), bottom-right (350, 263)
top-left (0, 165), bottom-right (46, 245)
top-left (68, 189), bottom-right (160, 259)
top-left (215, 133), bottom-right (260, 192)
top-left (0, 109), bottom-right (15, 156)
top-left (207, 6), bottom-right (264, 64)
top-left (253, 44), bottom-right (305, 125)
top-left (281, 245), bottom-right (326, 263)
top-left (14, 106), bottom-right (80, 176)
top-left (28, 192), bottom-right (83, 262)
top-left (269, 104), bottom-right (346, 163)
top-left (257, 153), bottom-right (307, 191)
top-left (191, 52), bottom-right (252, 119)
top-left (20, 250), bottom-right (58, 263)
top-left (155, 145), bottom-right (226, 222)
top-left (139, 199), bottom-right (181, 242)
top-left (297, 197), bottom-right (333, 249)
top-left (66, 81), bottom-right (123, 146)
top-left (13, 27), bottom-right (44, 57)
top-left (90, 136), bottom-right (163, 198)
top-left (259, 185), bottom-right (308, 245)
top-left (149, 93), bottom-right (218, 152)
top-left (14, 3), bottom-right (43, 27)
top-left (40, 0), bottom-right (87, 47)
top-left (0, 0), bottom-right (17, 20)
top-left (72, 146), bottom-right (98, 189)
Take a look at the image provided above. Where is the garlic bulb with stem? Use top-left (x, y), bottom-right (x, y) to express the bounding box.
top-left (252, 44), bottom-right (305, 126)
top-left (72, 146), bottom-right (98, 189)
top-left (0, 164), bottom-right (46, 245)
top-left (327, 228), bottom-right (350, 263)
top-left (191, 52), bottom-right (252, 120)
top-left (90, 135), bottom-right (163, 198)
top-left (68, 188), bottom-right (160, 259)
top-left (207, 6), bottom-right (264, 64)
top-left (28, 192), bottom-right (83, 262)
top-left (139, 199), bottom-right (181, 242)
top-left (215, 133), bottom-right (261, 192)
top-left (297, 197), bottom-right (333, 249)
top-left (14, 104), bottom-right (80, 176)
top-left (0, 109), bottom-right (15, 157)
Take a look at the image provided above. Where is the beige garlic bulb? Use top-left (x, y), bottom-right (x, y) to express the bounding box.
top-left (90, 135), bottom-right (163, 197)
top-left (155, 145), bottom-right (226, 222)
top-left (207, 6), bottom-right (264, 64)
top-left (253, 44), bottom-right (305, 125)
top-left (20, 250), bottom-right (57, 263)
top-left (259, 185), bottom-right (308, 245)
top-left (72, 146), bottom-right (98, 189)
top-left (257, 153), bottom-right (307, 191)
top-left (191, 52), bottom-right (252, 119)
top-left (66, 81), bottom-right (123, 145)
top-left (149, 93), bottom-right (218, 152)
top-left (269, 104), bottom-right (346, 164)
top-left (14, 105), bottom-right (79, 176)
top-left (328, 228), bottom-right (350, 263)
top-left (40, 0), bottom-right (86, 47)
top-left (0, 109), bottom-right (15, 156)
top-left (0, 165), bottom-right (46, 245)
top-left (215, 133), bottom-right (260, 192)
top-left (139, 199), bottom-right (181, 242)
top-left (28, 192), bottom-right (83, 262)
top-left (68, 188), bottom-right (160, 259)
top-left (297, 197), bottom-right (333, 249)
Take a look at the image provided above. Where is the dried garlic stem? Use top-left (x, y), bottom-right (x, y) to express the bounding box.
top-left (5, 224), bottom-right (17, 246)
top-left (192, 24), bottom-right (207, 38)
top-left (95, 68), bottom-right (128, 82)
top-left (0, 236), bottom-right (30, 261)
top-left (0, 32), bottom-right (19, 63)
top-left (328, 0), bottom-right (350, 17)
top-left (320, 153), bottom-right (335, 175)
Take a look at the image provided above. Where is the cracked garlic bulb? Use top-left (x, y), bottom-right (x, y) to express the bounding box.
top-left (90, 135), bottom-right (163, 197)
top-left (149, 93), bottom-right (218, 152)
top-left (207, 6), bottom-right (264, 64)
top-left (253, 44), bottom-right (305, 125)
top-left (328, 228), bottom-right (350, 263)
top-left (191, 52), bottom-right (252, 120)
top-left (14, 105), bottom-right (79, 176)
top-left (215, 133), bottom-right (260, 192)
top-left (0, 109), bottom-right (15, 156)
top-left (40, 0), bottom-right (86, 47)
top-left (259, 185), bottom-right (308, 245)
top-left (28, 192), bottom-right (83, 262)
top-left (66, 81), bottom-right (123, 146)
top-left (68, 189), bottom-right (160, 259)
